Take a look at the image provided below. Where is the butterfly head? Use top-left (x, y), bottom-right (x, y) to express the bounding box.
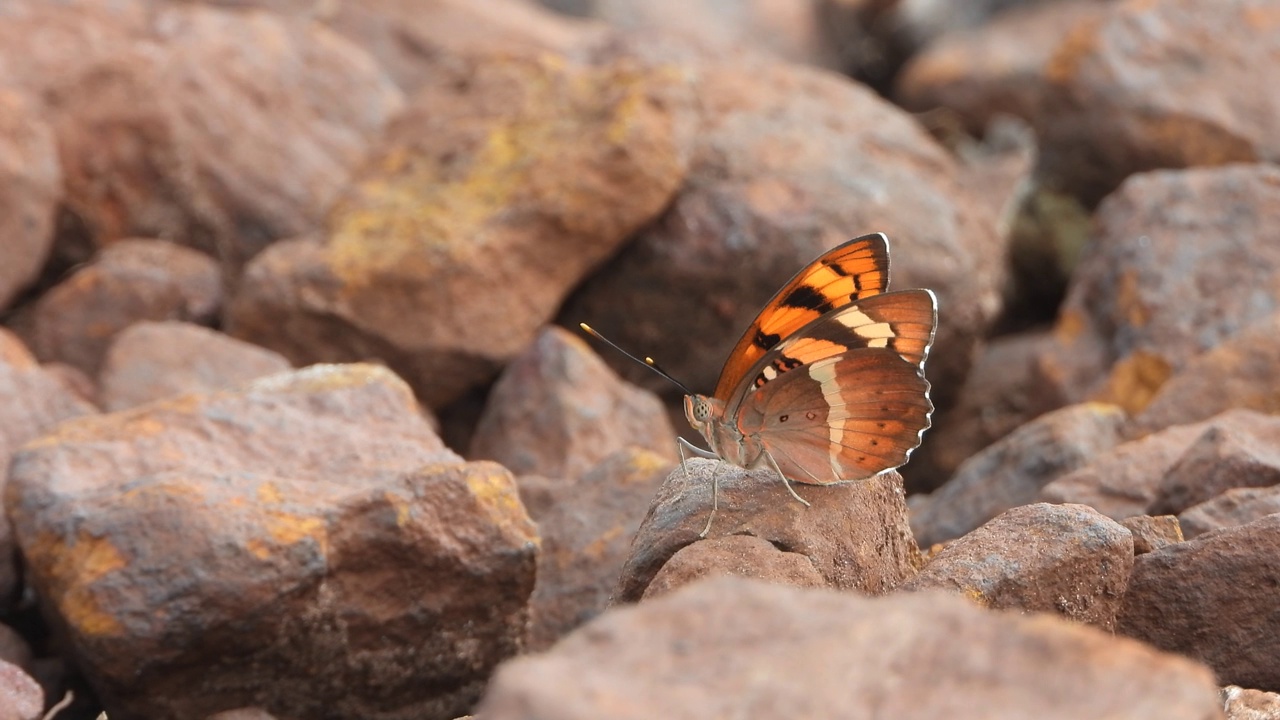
top-left (683, 394), bottom-right (722, 437)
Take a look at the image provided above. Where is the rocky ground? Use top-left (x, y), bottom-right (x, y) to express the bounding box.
top-left (0, 0), bottom-right (1278, 718)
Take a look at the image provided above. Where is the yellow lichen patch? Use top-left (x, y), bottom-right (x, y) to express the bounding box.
top-left (1092, 352), bottom-right (1173, 414)
top-left (35, 530), bottom-right (128, 637)
top-left (463, 463), bottom-right (539, 545)
top-left (1117, 270), bottom-right (1150, 329)
top-left (385, 490), bottom-right (412, 528)
top-left (261, 511), bottom-right (328, 557)
top-left (257, 481), bottom-right (285, 506)
top-left (624, 449), bottom-right (671, 477)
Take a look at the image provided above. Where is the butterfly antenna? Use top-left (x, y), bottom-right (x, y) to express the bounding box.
top-left (578, 323), bottom-right (695, 395)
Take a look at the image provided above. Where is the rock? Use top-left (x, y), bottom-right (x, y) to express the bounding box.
top-left (1121, 515), bottom-right (1184, 555)
top-left (614, 459), bottom-right (920, 602)
top-left (909, 329), bottom-right (1058, 491)
top-left (524, 448), bottom-right (669, 652)
top-left (204, 708), bottom-right (279, 720)
top-left (98, 321), bottom-right (292, 411)
top-left (563, 49), bottom-right (1006, 412)
top-left (1037, 0), bottom-right (1280, 203)
top-left (30, 239), bottom-right (223, 378)
top-left (0, 329), bottom-right (97, 610)
top-left (1117, 513), bottom-right (1280, 692)
top-left (641, 534), bottom-right (827, 600)
top-left (1035, 166), bottom-right (1280, 412)
top-left (0, 660), bottom-right (43, 720)
top-left (0, 89), bottom-right (59, 311)
top-left (566, 0), bottom-right (838, 69)
top-left (7, 364), bottom-right (538, 720)
top-left (896, 0), bottom-right (1112, 136)
top-left (902, 503), bottom-right (1132, 630)
top-left (479, 576), bottom-right (1223, 720)
top-left (1180, 487), bottom-right (1280, 540)
top-left (50, 3), bottom-right (404, 269)
top-left (910, 403), bottom-right (1126, 547)
top-left (226, 51), bottom-right (692, 408)
top-left (1149, 412), bottom-right (1280, 514)
top-left (1223, 686), bottom-right (1280, 720)
top-left (1039, 418), bottom-right (1211, 520)
top-left (470, 326), bottom-right (676, 480)
top-left (1131, 312), bottom-right (1280, 436)
top-left (41, 362), bottom-right (99, 408)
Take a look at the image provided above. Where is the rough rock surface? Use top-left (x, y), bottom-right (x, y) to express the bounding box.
top-left (0, 329), bottom-right (97, 610)
top-left (7, 364), bottom-right (538, 720)
top-left (1223, 686), bottom-right (1280, 720)
top-left (641, 534), bottom-right (828, 599)
top-left (910, 403), bottom-right (1126, 547)
top-left (1034, 166), bottom-right (1280, 412)
top-left (98, 321), bottom-right (292, 411)
top-left (480, 576), bottom-right (1223, 720)
top-left (1149, 413), bottom-right (1280, 514)
top-left (0, 659), bottom-right (43, 720)
top-left (1118, 513), bottom-right (1280, 693)
top-left (902, 503), bottom-right (1133, 630)
top-left (48, 3), bottom-right (404, 269)
top-left (523, 448), bottom-right (670, 651)
top-left (1131, 312), bottom-right (1280, 436)
top-left (30, 239), bottom-right (223, 378)
top-left (227, 52), bottom-right (692, 408)
top-left (1180, 487), bottom-right (1280, 540)
top-left (0, 89), bottom-right (59, 311)
top-left (1121, 515), bottom-right (1184, 555)
top-left (615, 460), bottom-right (920, 602)
top-left (470, 326), bottom-right (676, 480)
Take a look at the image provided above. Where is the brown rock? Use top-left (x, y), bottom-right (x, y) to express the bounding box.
top-left (0, 329), bottom-right (97, 609)
top-left (99, 321), bottom-right (291, 411)
top-left (1132, 312), bottom-right (1280, 436)
top-left (1035, 166), bottom-right (1280, 411)
top-left (614, 459), bottom-right (920, 602)
top-left (480, 576), bottom-right (1223, 720)
top-left (30, 239), bottom-right (222, 377)
top-left (7, 364), bottom-right (537, 720)
top-left (909, 329), bottom-right (1058, 491)
top-left (577, 0), bottom-right (838, 69)
top-left (910, 403), bottom-right (1127, 547)
top-left (896, 0), bottom-right (1112, 136)
top-left (564, 50), bottom-right (1006, 411)
top-left (641, 534), bottom-right (827, 600)
top-left (1039, 419), bottom-right (1209, 520)
top-left (1121, 515), bottom-right (1184, 555)
top-left (524, 448), bottom-right (670, 652)
top-left (1149, 412), bottom-right (1280, 514)
top-left (0, 89), bottom-right (59, 311)
top-left (1118, 513), bottom-right (1280, 692)
top-left (1223, 686), bottom-right (1280, 720)
top-left (50, 3), bottom-right (404, 269)
top-left (902, 503), bottom-right (1132, 630)
top-left (227, 52), bottom-right (692, 408)
top-left (0, 660), bottom-right (43, 720)
top-left (471, 326), bottom-right (676, 480)
top-left (41, 362), bottom-right (99, 408)
top-left (1038, 1), bottom-right (1280, 202)
top-left (204, 709), bottom-right (278, 720)
top-left (1180, 487), bottom-right (1280, 540)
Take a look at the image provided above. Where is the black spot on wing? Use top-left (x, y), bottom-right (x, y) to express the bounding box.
top-left (753, 329), bottom-right (781, 351)
top-left (781, 285), bottom-right (835, 314)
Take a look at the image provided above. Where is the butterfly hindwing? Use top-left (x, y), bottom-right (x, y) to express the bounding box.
top-left (712, 234), bottom-right (890, 400)
top-left (739, 349), bottom-right (934, 484)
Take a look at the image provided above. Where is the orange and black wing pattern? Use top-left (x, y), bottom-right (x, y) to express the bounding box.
top-left (712, 234), bottom-right (890, 401)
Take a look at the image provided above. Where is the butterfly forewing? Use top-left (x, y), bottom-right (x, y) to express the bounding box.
top-left (712, 234), bottom-right (890, 400)
top-left (740, 350), bottom-right (934, 484)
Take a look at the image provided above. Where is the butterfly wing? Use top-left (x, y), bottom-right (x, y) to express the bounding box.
top-left (724, 288), bottom-right (937, 413)
top-left (740, 349), bottom-right (933, 484)
top-left (722, 289), bottom-right (937, 484)
top-left (712, 234), bottom-right (890, 401)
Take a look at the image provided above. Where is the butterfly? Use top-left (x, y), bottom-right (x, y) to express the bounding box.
top-left (584, 233), bottom-right (936, 536)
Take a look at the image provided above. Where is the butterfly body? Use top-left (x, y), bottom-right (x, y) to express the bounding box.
top-left (682, 234), bottom-right (937, 496)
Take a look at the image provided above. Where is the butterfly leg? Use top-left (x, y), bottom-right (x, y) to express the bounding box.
top-left (761, 449), bottom-right (811, 508)
top-left (699, 461), bottom-right (721, 539)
